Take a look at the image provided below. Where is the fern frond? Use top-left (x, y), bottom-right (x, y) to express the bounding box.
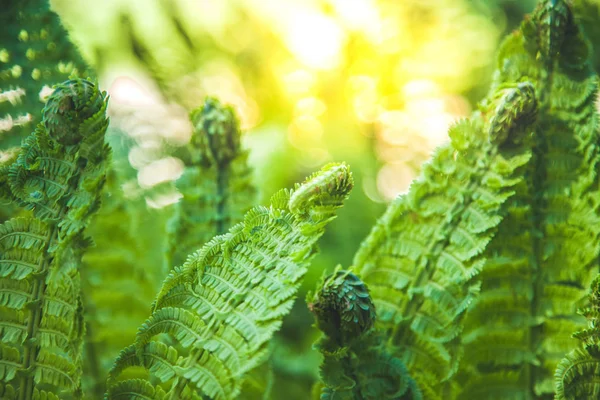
top-left (310, 269), bottom-right (421, 400)
top-left (459, 1), bottom-right (600, 397)
top-left (353, 78), bottom-right (536, 397)
top-left (107, 163), bottom-right (353, 400)
top-left (0, 78), bottom-right (109, 399)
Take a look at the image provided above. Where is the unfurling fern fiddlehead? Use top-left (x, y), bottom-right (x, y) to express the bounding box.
top-left (352, 76), bottom-right (537, 396)
top-left (459, 1), bottom-right (600, 398)
top-left (106, 163), bottom-right (353, 400)
top-left (310, 268), bottom-right (420, 399)
top-left (167, 97), bottom-right (255, 268)
top-left (0, 79), bottom-right (109, 399)
top-left (554, 276), bottom-right (600, 400)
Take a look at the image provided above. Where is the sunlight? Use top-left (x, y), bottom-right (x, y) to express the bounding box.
top-left (284, 11), bottom-right (344, 70)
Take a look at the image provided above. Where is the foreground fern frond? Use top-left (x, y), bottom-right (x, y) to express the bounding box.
top-left (0, 79), bottom-right (109, 399)
top-left (554, 276), bottom-right (600, 400)
top-left (459, 1), bottom-right (600, 398)
top-left (310, 268), bottom-right (421, 399)
top-left (107, 163), bottom-right (353, 399)
top-left (167, 97), bottom-right (256, 268)
top-left (353, 77), bottom-right (536, 397)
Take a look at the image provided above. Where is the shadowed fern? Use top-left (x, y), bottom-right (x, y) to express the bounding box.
top-left (0, 0), bottom-right (91, 149)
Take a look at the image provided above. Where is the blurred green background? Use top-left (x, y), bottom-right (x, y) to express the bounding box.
top-left (50, 0), bottom-right (547, 397)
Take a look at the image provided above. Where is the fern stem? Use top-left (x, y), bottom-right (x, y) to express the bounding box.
top-left (215, 164), bottom-right (228, 236)
top-left (18, 212), bottom-right (61, 400)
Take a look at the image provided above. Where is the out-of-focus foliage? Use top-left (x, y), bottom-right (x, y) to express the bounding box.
top-left (167, 97), bottom-right (256, 268)
top-left (80, 133), bottom-right (168, 397)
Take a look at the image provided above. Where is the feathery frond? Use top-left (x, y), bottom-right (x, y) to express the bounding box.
top-left (459, 1), bottom-right (600, 397)
top-left (353, 79), bottom-right (537, 397)
top-left (107, 163), bottom-right (353, 399)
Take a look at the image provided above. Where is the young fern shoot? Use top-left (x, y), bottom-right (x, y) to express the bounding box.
top-left (310, 268), bottom-right (420, 399)
top-left (167, 97), bottom-right (255, 268)
top-left (0, 79), bottom-right (110, 399)
top-left (106, 163), bottom-right (353, 400)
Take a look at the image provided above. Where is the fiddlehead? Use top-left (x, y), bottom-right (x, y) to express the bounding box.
top-left (486, 82), bottom-right (537, 146)
top-left (310, 268), bottom-right (420, 400)
top-left (106, 163), bottom-right (353, 400)
top-left (167, 97), bottom-right (256, 268)
top-left (0, 78), bottom-right (109, 399)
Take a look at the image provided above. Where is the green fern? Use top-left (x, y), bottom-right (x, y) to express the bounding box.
top-left (167, 97), bottom-right (256, 268)
top-left (554, 276), bottom-right (600, 400)
top-left (310, 268), bottom-right (421, 399)
top-left (0, 78), bottom-right (109, 399)
top-left (352, 79), bottom-right (537, 397)
top-left (106, 163), bottom-right (353, 399)
top-left (459, 1), bottom-right (600, 398)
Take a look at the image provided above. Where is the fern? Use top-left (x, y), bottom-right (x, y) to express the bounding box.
top-left (310, 268), bottom-right (421, 399)
top-left (0, 79), bottom-right (109, 399)
top-left (167, 97), bottom-right (256, 268)
top-left (459, 1), bottom-right (600, 398)
top-left (554, 276), bottom-right (600, 400)
top-left (106, 163), bottom-right (353, 399)
top-left (352, 78), bottom-right (537, 397)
